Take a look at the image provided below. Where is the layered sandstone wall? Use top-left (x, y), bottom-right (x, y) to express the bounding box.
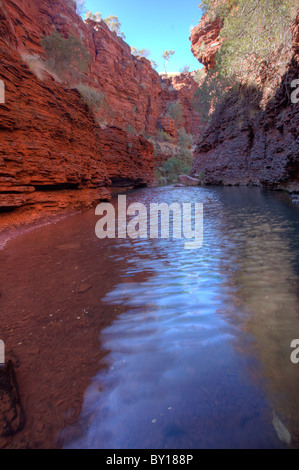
top-left (0, 0), bottom-right (200, 217)
top-left (190, 8), bottom-right (299, 192)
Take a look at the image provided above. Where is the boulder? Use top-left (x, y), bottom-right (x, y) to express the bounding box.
top-left (178, 175), bottom-right (201, 186)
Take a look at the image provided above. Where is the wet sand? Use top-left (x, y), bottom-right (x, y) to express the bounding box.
top-left (0, 206), bottom-right (136, 448)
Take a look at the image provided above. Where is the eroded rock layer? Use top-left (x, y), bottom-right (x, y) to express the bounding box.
top-left (0, 0), bottom-right (200, 217)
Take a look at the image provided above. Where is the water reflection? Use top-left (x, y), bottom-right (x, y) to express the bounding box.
top-left (63, 187), bottom-right (299, 449)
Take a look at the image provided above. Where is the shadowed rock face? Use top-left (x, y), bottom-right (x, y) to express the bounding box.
top-left (190, 8), bottom-right (299, 192)
top-left (0, 0), bottom-right (200, 217)
top-left (0, 362), bottom-right (25, 437)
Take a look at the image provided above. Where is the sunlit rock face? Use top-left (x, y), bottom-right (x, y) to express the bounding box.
top-left (0, 0), bottom-right (201, 217)
top-left (190, 15), bottom-right (223, 72)
top-left (190, 7), bottom-right (299, 192)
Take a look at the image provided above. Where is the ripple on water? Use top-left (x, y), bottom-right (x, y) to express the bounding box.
top-left (62, 187), bottom-right (299, 449)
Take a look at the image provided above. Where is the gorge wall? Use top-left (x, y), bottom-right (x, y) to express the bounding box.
top-left (190, 8), bottom-right (299, 192)
top-left (0, 0), bottom-right (200, 223)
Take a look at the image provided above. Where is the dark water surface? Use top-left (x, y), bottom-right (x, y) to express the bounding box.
top-left (1, 187), bottom-right (299, 449)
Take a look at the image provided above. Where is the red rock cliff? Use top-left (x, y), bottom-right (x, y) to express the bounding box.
top-left (190, 15), bottom-right (222, 72)
top-left (0, 0), bottom-right (200, 223)
top-left (190, 8), bottom-right (299, 192)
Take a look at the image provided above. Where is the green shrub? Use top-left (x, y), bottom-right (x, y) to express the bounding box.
top-left (178, 128), bottom-right (193, 149)
top-left (161, 157), bottom-right (192, 183)
top-left (193, 69), bottom-right (206, 84)
top-left (142, 131), bottom-right (151, 140)
top-left (104, 15), bottom-right (126, 39)
top-left (76, 84), bottom-right (106, 111)
top-left (166, 101), bottom-right (182, 125)
top-left (197, 43), bottom-right (206, 56)
top-left (199, 0), bottom-right (296, 81)
top-left (154, 168), bottom-right (164, 185)
top-left (156, 129), bottom-right (173, 142)
top-left (131, 47), bottom-right (151, 59)
top-left (42, 31), bottom-right (90, 82)
top-left (126, 124), bottom-right (137, 134)
top-left (194, 0), bottom-right (296, 124)
top-left (160, 145), bottom-right (193, 183)
top-left (192, 67), bottom-right (233, 123)
top-left (162, 50), bottom-right (175, 74)
top-left (199, 0), bottom-right (238, 21)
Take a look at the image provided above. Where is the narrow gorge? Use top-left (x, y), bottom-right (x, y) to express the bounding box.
top-left (0, 0), bottom-right (299, 451)
top-left (0, 0), bottom-right (200, 239)
top-left (190, 4), bottom-right (299, 191)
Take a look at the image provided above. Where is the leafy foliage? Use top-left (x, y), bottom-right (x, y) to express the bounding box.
top-left (161, 146), bottom-right (193, 183)
top-left (85, 11), bottom-right (101, 22)
top-left (194, 0), bottom-right (297, 122)
top-left (158, 126), bottom-right (194, 183)
top-left (76, 84), bottom-right (106, 111)
top-left (126, 124), bottom-right (137, 134)
top-left (150, 60), bottom-right (159, 70)
top-left (85, 12), bottom-right (126, 39)
top-left (104, 15), bottom-right (126, 39)
top-left (75, 0), bottom-right (87, 16)
top-left (192, 66), bottom-right (233, 122)
top-left (166, 101), bottom-right (182, 125)
top-left (200, 0), bottom-right (297, 81)
top-left (162, 50), bottom-right (175, 73)
top-left (177, 128), bottom-right (193, 148)
top-left (156, 129), bottom-right (174, 142)
top-left (76, 84), bottom-right (114, 124)
top-left (193, 68), bottom-right (206, 84)
top-left (131, 47), bottom-right (151, 59)
top-left (199, 0), bottom-right (239, 21)
top-left (42, 31), bottom-right (91, 82)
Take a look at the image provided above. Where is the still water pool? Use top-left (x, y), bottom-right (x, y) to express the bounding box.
top-left (1, 186), bottom-right (299, 448)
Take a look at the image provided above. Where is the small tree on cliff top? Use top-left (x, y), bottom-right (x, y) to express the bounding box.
top-left (131, 48), bottom-right (151, 59)
top-left (150, 60), bottom-right (159, 70)
top-left (85, 12), bottom-right (126, 39)
top-left (162, 50), bottom-right (175, 74)
top-left (86, 11), bottom-right (102, 22)
top-left (75, 0), bottom-right (87, 17)
top-left (104, 15), bottom-right (126, 39)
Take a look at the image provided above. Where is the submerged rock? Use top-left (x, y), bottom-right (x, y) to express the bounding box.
top-left (272, 412), bottom-right (291, 446)
top-left (0, 361), bottom-right (25, 437)
top-left (178, 175), bottom-right (201, 186)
